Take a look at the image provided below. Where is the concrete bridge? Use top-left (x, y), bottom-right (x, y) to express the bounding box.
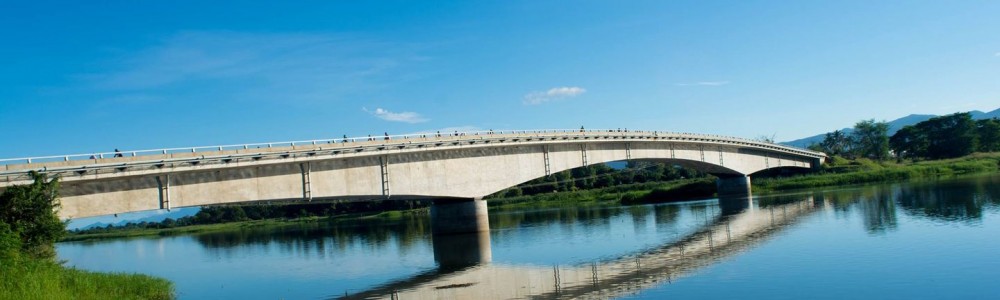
top-left (340, 195), bottom-right (822, 299)
top-left (0, 129), bottom-right (825, 226)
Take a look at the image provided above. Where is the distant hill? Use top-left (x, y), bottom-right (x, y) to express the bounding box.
top-left (782, 108), bottom-right (1000, 148)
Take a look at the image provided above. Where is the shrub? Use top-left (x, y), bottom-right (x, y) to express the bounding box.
top-left (0, 172), bottom-right (65, 259)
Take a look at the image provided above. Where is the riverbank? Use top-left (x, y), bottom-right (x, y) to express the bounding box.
top-left (753, 153), bottom-right (1000, 192)
top-left (1, 172), bottom-right (175, 300)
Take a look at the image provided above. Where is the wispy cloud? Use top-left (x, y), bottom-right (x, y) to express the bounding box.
top-left (995, 52), bottom-right (1000, 57)
top-left (523, 86), bottom-right (586, 105)
top-left (82, 31), bottom-right (422, 103)
top-left (674, 81), bottom-right (731, 87)
top-left (363, 107), bottom-right (428, 123)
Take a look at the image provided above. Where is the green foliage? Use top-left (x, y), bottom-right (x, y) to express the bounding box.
top-left (817, 130), bottom-right (853, 157)
top-left (0, 172), bottom-right (65, 259)
top-left (890, 113), bottom-right (982, 160)
top-left (619, 179), bottom-right (717, 205)
top-left (976, 118), bottom-right (1000, 152)
top-left (889, 125), bottom-right (926, 160)
top-left (0, 222), bottom-right (21, 262)
top-left (852, 119), bottom-right (891, 160)
top-left (506, 162), bottom-right (707, 197)
top-left (489, 178), bottom-right (716, 209)
top-left (501, 188), bottom-right (523, 198)
top-left (754, 153), bottom-right (1000, 191)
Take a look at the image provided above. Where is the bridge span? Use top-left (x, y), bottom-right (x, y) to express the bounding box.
top-left (0, 129), bottom-right (825, 222)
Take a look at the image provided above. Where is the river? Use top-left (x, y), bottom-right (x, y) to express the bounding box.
top-left (57, 174), bottom-right (1000, 299)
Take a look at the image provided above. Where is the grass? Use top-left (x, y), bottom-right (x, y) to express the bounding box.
top-left (0, 257), bottom-right (173, 300)
top-left (754, 153), bottom-right (1000, 192)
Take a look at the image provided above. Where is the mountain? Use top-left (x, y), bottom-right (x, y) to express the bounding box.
top-left (78, 222), bottom-right (114, 231)
top-left (970, 108), bottom-right (1000, 120)
top-left (782, 108), bottom-right (1000, 148)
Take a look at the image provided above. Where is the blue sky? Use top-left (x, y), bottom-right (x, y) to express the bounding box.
top-left (2, 1), bottom-right (999, 160)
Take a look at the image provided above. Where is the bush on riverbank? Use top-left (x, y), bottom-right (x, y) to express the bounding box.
top-left (0, 172), bottom-right (174, 299)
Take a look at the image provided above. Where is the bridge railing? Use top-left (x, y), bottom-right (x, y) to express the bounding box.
top-left (0, 129), bottom-right (824, 168)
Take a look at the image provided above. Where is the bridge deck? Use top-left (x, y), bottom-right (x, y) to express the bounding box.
top-left (1, 129), bottom-right (824, 186)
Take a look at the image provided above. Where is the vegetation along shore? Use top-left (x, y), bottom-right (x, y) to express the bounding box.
top-left (1, 173), bottom-right (174, 300)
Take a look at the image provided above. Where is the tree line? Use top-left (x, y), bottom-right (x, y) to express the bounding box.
top-left (71, 200), bottom-right (432, 235)
top-left (811, 112), bottom-right (1000, 161)
top-left (492, 162), bottom-right (708, 198)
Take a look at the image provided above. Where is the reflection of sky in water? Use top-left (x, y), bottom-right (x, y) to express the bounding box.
top-left (58, 174), bottom-right (1000, 299)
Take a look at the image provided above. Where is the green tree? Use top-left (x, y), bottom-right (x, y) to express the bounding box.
top-left (976, 118), bottom-right (1000, 152)
top-left (852, 120), bottom-right (890, 160)
top-left (222, 207), bottom-right (249, 222)
top-left (0, 172), bottom-right (65, 259)
top-left (502, 188), bottom-right (523, 198)
top-left (889, 125), bottom-right (926, 160)
top-left (570, 166), bottom-right (596, 189)
top-left (921, 113), bottom-right (977, 159)
top-left (819, 130), bottom-right (853, 157)
top-left (888, 112), bottom-right (980, 159)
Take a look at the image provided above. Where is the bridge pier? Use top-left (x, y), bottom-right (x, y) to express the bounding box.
top-left (716, 175), bottom-right (751, 198)
top-left (430, 198), bottom-right (490, 235)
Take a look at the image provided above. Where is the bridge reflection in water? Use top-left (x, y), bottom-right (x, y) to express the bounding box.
top-left (339, 194), bottom-right (821, 300)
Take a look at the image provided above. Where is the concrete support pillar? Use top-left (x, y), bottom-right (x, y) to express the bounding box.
top-left (716, 175), bottom-right (751, 198)
top-left (430, 198), bottom-right (490, 235)
top-left (432, 231), bottom-right (492, 269)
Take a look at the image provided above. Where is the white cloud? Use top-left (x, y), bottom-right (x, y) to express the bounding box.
top-left (995, 52), bottom-right (1000, 57)
top-left (523, 86), bottom-right (586, 105)
top-left (675, 81), bottom-right (731, 87)
top-left (363, 107), bottom-right (428, 123)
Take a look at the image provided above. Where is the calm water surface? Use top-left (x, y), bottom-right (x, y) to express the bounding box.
top-left (58, 175), bottom-right (1000, 299)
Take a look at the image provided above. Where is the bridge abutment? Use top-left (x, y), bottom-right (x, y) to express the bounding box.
top-left (716, 175), bottom-right (751, 198)
top-left (430, 198), bottom-right (490, 235)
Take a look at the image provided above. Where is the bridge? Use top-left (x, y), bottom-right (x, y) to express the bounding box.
top-left (0, 129), bottom-right (825, 233)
